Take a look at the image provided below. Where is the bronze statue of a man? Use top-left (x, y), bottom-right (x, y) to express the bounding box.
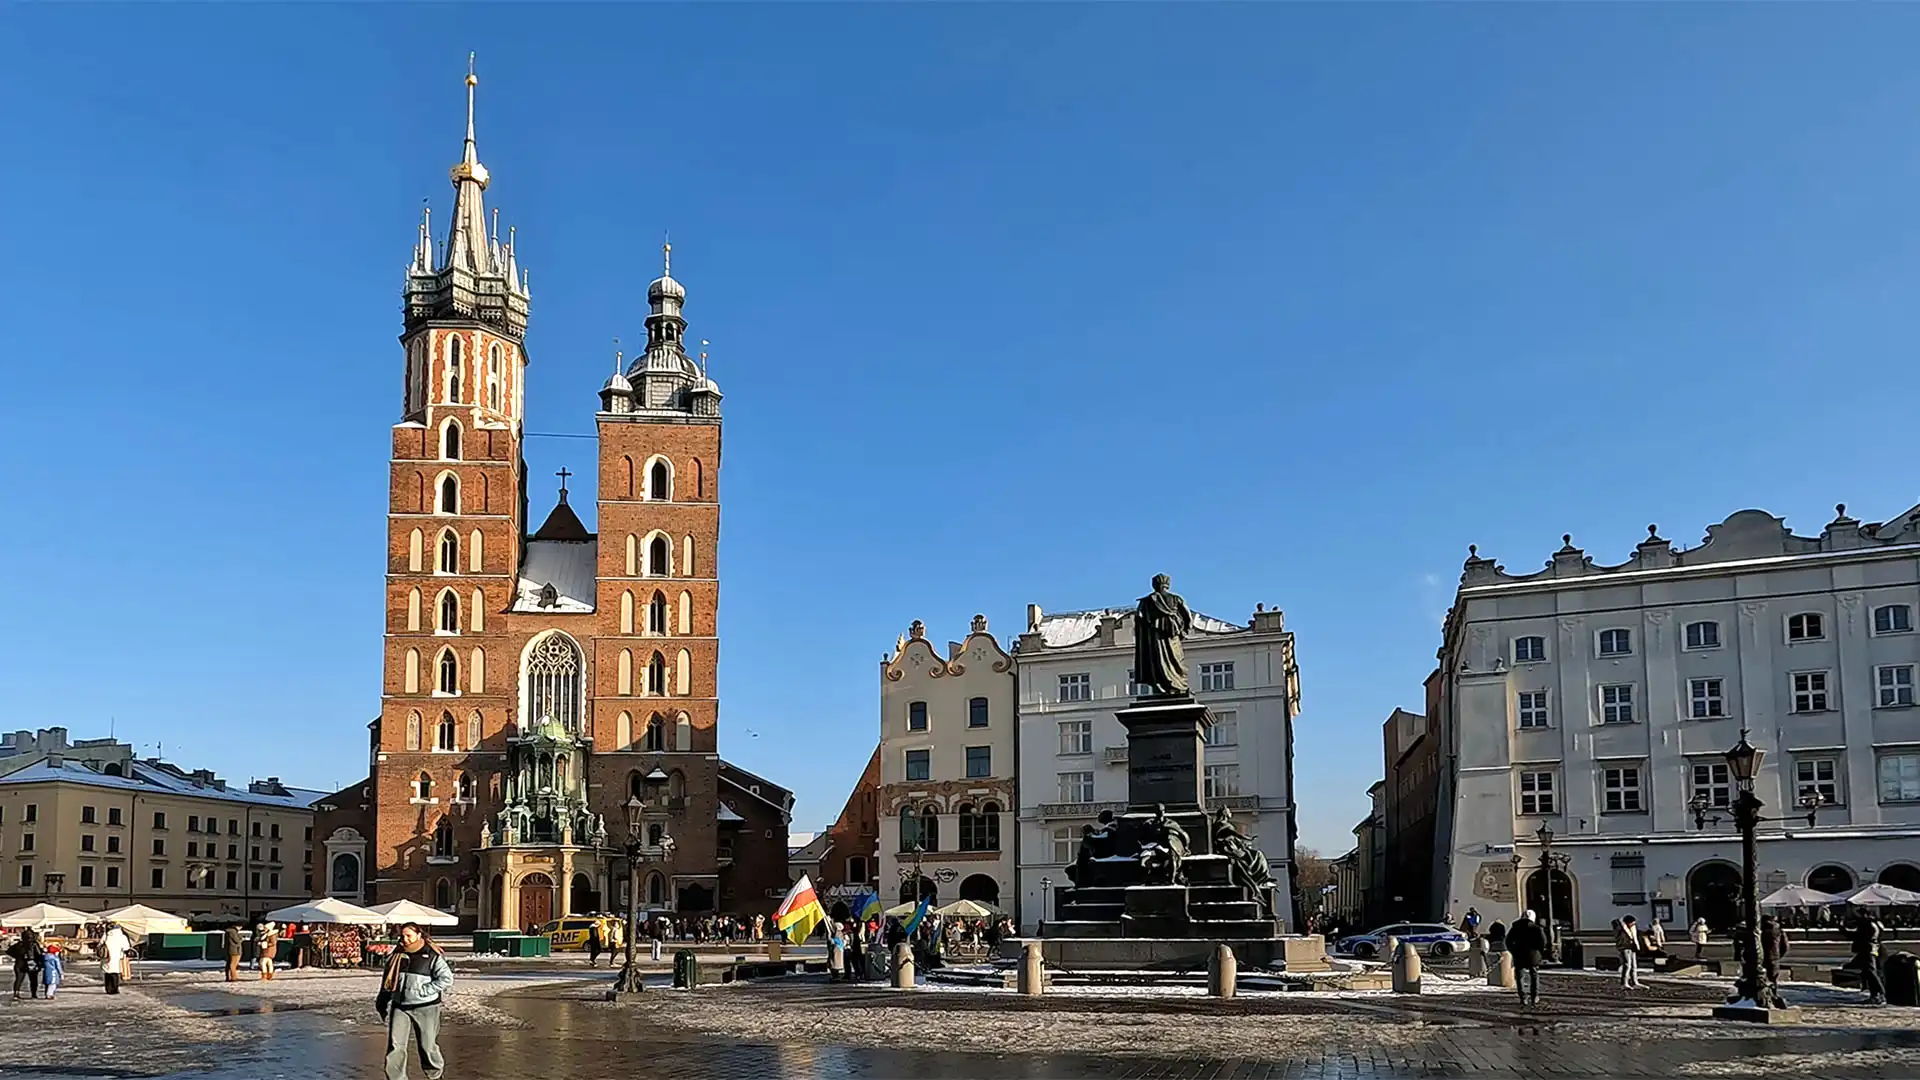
top-left (1133, 574), bottom-right (1196, 696)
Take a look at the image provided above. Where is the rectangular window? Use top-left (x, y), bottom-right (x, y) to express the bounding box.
top-left (1514, 636), bottom-right (1546, 663)
top-left (1684, 621), bottom-right (1721, 650)
top-left (904, 749), bottom-right (930, 782)
top-left (1602, 767), bottom-right (1643, 813)
top-left (1058, 673), bottom-right (1091, 703)
top-left (79, 865), bottom-right (95, 888)
top-left (1058, 771), bottom-right (1094, 803)
top-left (1692, 762), bottom-right (1731, 809)
top-left (270, 873), bottom-right (280, 891)
top-left (1127, 670), bottom-right (1153, 698)
top-left (251, 872), bottom-right (261, 890)
top-left (1879, 754), bottom-right (1920, 803)
top-left (967, 697), bottom-right (990, 728)
top-left (1787, 612), bottom-right (1825, 641)
top-left (270, 824), bottom-right (281, 840)
top-left (1796, 758), bottom-right (1840, 805)
top-left (187, 841), bottom-right (198, 858)
top-left (252, 822), bottom-right (263, 838)
top-left (1205, 710), bottom-right (1240, 746)
top-left (906, 701), bottom-right (927, 732)
top-left (1598, 628), bottom-right (1633, 656)
top-left (1203, 764), bottom-right (1241, 799)
top-left (1878, 665), bottom-right (1915, 708)
top-left (107, 866), bottom-right (121, 889)
top-left (152, 838), bottom-right (166, 856)
top-left (1517, 691), bottom-right (1550, 729)
top-left (1051, 827), bottom-right (1075, 864)
top-left (1600, 684), bottom-right (1635, 724)
top-left (228, 844), bottom-right (238, 861)
top-left (224, 870), bottom-right (237, 891)
top-left (21, 833), bottom-right (34, 853)
top-left (1518, 771), bottom-right (1556, 815)
top-left (81, 806), bottom-right (97, 825)
top-left (1874, 604), bottom-right (1913, 636)
top-left (228, 820), bottom-right (238, 835)
top-left (24, 804), bottom-right (37, 824)
top-left (1058, 720), bottom-right (1092, 755)
top-left (1689, 678), bottom-right (1725, 719)
top-left (19, 865), bottom-right (32, 888)
top-left (188, 815), bottom-right (200, 833)
top-left (107, 835), bottom-right (121, 854)
top-left (251, 845), bottom-right (261, 862)
top-left (108, 808), bottom-right (122, 826)
top-left (81, 834), bottom-right (96, 852)
top-left (152, 811), bottom-right (166, 830)
top-left (964, 746), bottom-right (991, 778)
top-left (1792, 671), bottom-right (1830, 713)
top-left (151, 868), bottom-right (164, 889)
top-left (1199, 662), bottom-right (1235, 692)
top-left (270, 846), bottom-right (280, 864)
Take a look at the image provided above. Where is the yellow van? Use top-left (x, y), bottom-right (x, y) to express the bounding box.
top-left (540, 917), bottom-right (601, 952)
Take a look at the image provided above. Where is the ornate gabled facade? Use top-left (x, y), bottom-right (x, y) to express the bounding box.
top-left (878, 617), bottom-right (1017, 913)
top-left (1435, 505), bottom-right (1920, 934)
top-left (370, 62), bottom-right (783, 930)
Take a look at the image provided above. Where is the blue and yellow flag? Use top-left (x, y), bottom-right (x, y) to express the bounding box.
top-left (856, 890), bottom-right (882, 922)
top-left (901, 895), bottom-right (932, 934)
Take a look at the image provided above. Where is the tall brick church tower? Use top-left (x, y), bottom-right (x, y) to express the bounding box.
top-left (364, 63), bottom-right (787, 930)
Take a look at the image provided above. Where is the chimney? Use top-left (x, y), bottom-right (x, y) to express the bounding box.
top-left (46, 752), bottom-right (63, 769)
top-left (1026, 604), bottom-right (1043, 632)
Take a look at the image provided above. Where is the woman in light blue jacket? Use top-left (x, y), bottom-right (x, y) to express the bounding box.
top-left (375, 924), bottom-right (454, 1080)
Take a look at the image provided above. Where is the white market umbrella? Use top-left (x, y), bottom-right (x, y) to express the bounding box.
top-left (97, 904), bottom-right (192, 936)
top-left (1758, 885), bottom-right (1845, 908)
top-left (365, 900), bottom-right (461, 927)
top-left (264, 897), bottom-right (387, 925)
top-left (883, 901), bottom-right (921, 918)
top-left (0, 903), bottom-right (92, 929)
top-left (1845, 882), bottom-right (1920, 907)
top-left (934, 899), bottom-right (999, 918)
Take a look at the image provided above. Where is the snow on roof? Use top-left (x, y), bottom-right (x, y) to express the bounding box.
top-left (0, 759), bottom-right (326, 810)
top-left (1035, 606), bottom-right (1243, 648)
top-left (716, 802), bottom-right (745, 823)
top-left (511, 539), bottom-right (598, 613)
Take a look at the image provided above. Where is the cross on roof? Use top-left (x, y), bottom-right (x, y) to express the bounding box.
top-left (556, 467), bottom-right (572, 495)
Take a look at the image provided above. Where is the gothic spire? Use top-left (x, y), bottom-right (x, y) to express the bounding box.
top-left (444, 54), bottom-right (493, 275)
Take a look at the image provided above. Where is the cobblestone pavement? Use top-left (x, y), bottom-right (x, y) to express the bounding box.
top-left (5, 972), bottom-right (1918, 1079)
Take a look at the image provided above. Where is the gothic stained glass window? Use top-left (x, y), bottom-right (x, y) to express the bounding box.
top-left (524, 633), bottom-right (583, 730)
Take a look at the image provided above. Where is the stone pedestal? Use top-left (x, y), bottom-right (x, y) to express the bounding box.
top-left (1392, 942), bottom-right (1423, 994)
top-left (1115, 696), bottom-right (1212, 810)
top-left (1208, 944), bottom-right (1238, 998)
top-left (1712, 1004), bottom-right (1803, 1024)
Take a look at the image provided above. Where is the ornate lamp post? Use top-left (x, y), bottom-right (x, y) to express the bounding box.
top-left (1534, 824), bottom-right (1570, 961)
top-left (613, 770), bottom-right (674, 996)
top-left (1039, 876), bottom-right (1052, 934)
top-left (1688, 729), bottom-right (1820, 1017)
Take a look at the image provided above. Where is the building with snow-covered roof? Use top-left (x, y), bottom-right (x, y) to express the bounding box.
top-left (1011, 597), bottom-right (1302, 933)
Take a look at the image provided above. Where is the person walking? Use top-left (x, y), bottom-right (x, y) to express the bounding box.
top-left (9, 926), bottom-right (44, 1000)
top-left (100, 923), bottom-right (132, 995)
top-left (1760, 913), bottom-right (1789, 990)
top-left (1690, 917), bottom-right (1710, 961)
top-left (649, 918), bottom-right (664, 963)
top-left (256, 922), bottom-right (280, 981)
top-left (40, 943), bottom-right (63, 999)
top-left (377, 923), bottom-right (454, 1080)
top-left (1506, 910), bottom-right (1546, 1007)
top-left (224, 924), bottom-right (245, 982)
top-left (1614, 916), bottom-right (1644, 990)
top-left (586, 918), bottom-right (604, 968)
top-left (1852, 911), bottom-right (1886, 1006)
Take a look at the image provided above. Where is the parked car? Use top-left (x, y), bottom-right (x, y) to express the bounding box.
top-left (1334, 923), bottom-right (1468, 960)
top-left (539, 917), bottom-right (602, 952)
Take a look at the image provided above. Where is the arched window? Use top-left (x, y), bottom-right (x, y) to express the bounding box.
top-left (416, 772), bottom-right (434, 800)
top-left (914, 807), bottom-right (940, 852)
top-left (406, 711), bottom-right (422, 751)
top-left (644, 715), bottom-right (666, 752)
top-left (438, 475), bottom-right (459, 514)
top-left (467, 709), bottom-right (481, 748)
top-left (693, 458), bottom-right (703, 498)
top-left (438, 531), bottom-right (458, 574)
top-left (675, 712), bottom-right (691, 751)
top-left (405, 340), bottom-right (425, 415)
top-left (442, 422), bottom-right (461, 460)
top-left (622, 456), bottom-right (634, 499)
top-left (407, 588), bottom-right (421, 631)
top-left (405, 650), bottom-right (420, 694)
top-left (625, 534), bottom-right (638, 576)
top-left (678, 591), bottom-right (693, 635)
top-left (437, 712), bottom-right (456, 751)
top-left (438, 591), bottom-right (460, 634)
top-left (620, 591), bottom-right (635, 634)
top-left (618, 649), bottom-right (633, 695)
top-left (434, 876), bottom-right (454, 910)
top-left (470, 590), bottom-right (485, 633)
top-left (649, 459), bottom-right (670, 500)
top-left (649, 535), bottom-right (670, 576)
top-left (447, 336), bottom-right (464, 402)
top-left (683, 535), bottom-right (695, 577)
top-left (647, 872), bottom-right (665, 905)
top-left (438, 650), bottom-right (458, 694)
top-left (628, 770), bottom-right (646, 801)
top-left (648, 652), bottom-right (667, 695)
top-left (408, 529), bottom-right (423, 572)
top-left (487, 344), bottom-right (503, 412)
top-left (523, 633), bottom-right (583, 729)
top-left (331, 853), bottom-right (360, 896)
top-left (457, 772), bottom-right (475, 801)
top-left (668, 768), bottom-right (685, 799)
top-left (981, 801), bottom-right (1001, 852)
top-left (649, 591), bottom-right (668, 634)
top-left (675, 649), bottom-right (691, 696)
top-left (647, 822), bottom-right (665, 846)
top-left (617, 711), bottom-right (632, 749)
top-left (469, 647), bottom-right (484, 693)
top-left (958, 803), bottom-right (981, 851)
top-left (469, 529), bottom-right (483, 572)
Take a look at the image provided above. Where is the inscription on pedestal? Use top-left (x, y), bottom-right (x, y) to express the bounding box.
top-left (1117, 696), bottom-right (1211, 810)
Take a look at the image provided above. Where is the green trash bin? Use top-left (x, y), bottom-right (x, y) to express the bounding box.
top-left (1886, 951), bottom-right (1919, 1007)
top-left (473, 930), bottom-right (497, 954)
top-left (673, 948), bottom-right (699, 989)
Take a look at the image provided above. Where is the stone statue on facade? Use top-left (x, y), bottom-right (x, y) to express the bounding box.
top-left (590, 813), bottom-right (609, 847)
top-left (1133, 574), bottom-right (1196, 696)
top-left (1137, 803), bottom-right (1190, 885)
top-left (1212, 806), bottom-right (1275, 917)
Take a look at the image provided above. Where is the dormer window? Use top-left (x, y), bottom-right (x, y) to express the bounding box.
top-left (538, 583), bottom-right (559, 608)
top-left (1787, 613), bottom-right (1825, 642)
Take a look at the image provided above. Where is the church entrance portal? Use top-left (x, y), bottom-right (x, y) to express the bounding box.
top-left (519, 872), bottom-right (554, 930)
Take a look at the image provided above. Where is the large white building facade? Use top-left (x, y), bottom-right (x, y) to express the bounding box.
top-left (878, 617), bottom-right (1018, 914)
top-left (1437, 506), bottom-right (1920, 934)
top-left (1012, 602), bottom-right (1302, 934)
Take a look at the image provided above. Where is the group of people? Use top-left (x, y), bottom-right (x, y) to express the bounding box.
top-left (221, 921), bottom-right (283, 981)
top-left (7, 922), bottom-right (135, 1000)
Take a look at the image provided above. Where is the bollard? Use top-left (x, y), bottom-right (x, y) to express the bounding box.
top-left (766, 940), bottom-right (783, 962)
top-left (1488, 950), bottom-right (1515, 989)
top-left (892, 942), bottom-right (915, 988)
top-left (1208, 944), bottom-right (1238, 999)
top-left (1466, 936), bottom-right (1489, 979)
top-left (1392, 941), bottom-right (1423, 994)
top-left (1381, 935), bottom-right (1399, 963)
top-left (1018, 941), bottom-right (1046, 997)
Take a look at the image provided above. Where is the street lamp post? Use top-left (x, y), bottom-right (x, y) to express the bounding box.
top-left (613, 769), bottom-right (675, 997)
top-left (1688, 729), bottom-right (1820, 1017)
top-left (1039, 877), bottom-right (1052, 935)
top-left (1534, 824), bottom-right (1569, 961)
top-left (1509, 854), bottom-right (1525, 919)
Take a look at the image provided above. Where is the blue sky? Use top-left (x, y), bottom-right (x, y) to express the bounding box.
top-left (3, 7), bottom-right (1919, 854)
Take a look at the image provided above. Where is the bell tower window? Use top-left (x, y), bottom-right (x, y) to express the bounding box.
top-left (439, 475), bottom-right (459, 514)
top-left (487, 344), bottom-right (503, 412)
top-left (649, 459), bottom-right (670, 501)
top-left (438, 531), bottom-right (458, 574)
top-left (442, 422), bottom-right (461, 460)
top-left (447, 336), bottom-right (464, 403)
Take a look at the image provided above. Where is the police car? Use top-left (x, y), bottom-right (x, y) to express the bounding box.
top-left (1333, 923), bottom-right (1468, 960)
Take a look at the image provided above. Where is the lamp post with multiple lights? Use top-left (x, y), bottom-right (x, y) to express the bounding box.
top-left (613, 769), bottom-right (675, 996)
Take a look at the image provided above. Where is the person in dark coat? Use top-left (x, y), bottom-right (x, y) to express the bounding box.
top-left (8, 927), bottom-right (44, 1000)
top-left (1852, 912), bottom-right (1886, 1006)
top-left (1759, 914), bottom-right (1789, 989)
top-left (1505, 910), bottom-right (1548, 1007)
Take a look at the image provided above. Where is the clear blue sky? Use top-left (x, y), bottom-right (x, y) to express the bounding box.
top-left (3, 7), bottom-right (1918, 854)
